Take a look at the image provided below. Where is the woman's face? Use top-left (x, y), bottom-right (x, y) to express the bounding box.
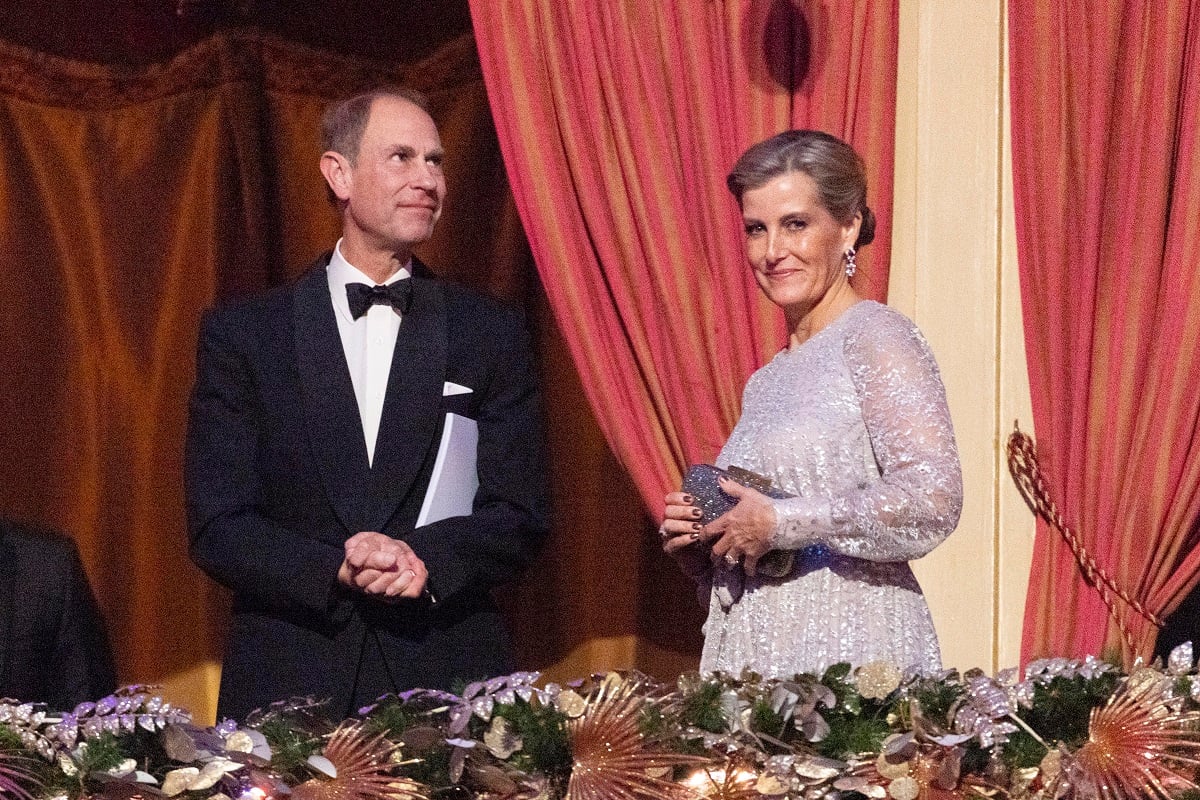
top-left (740, 171), bottom-right (860, 315)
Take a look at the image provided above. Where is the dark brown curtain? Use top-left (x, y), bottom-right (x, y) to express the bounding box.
top-left (0, 30), bottom-right (700, 721)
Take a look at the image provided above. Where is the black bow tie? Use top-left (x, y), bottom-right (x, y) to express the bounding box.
top-left (346, 280), bottom-right (413, 319)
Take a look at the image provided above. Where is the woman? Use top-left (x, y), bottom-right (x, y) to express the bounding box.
top-left (662, 130), bottom-right (962, 677)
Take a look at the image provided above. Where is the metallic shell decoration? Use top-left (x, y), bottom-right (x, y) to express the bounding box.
top-left (307, 754), bottom-right (338, 778)
top-left (798, 711), bottom-right (830, 742)
top-left (467, 763), bottom-right (519, 795)
top-left (224, 731), bottom-right (256, 754)
top-left (833, 776), bottom-right (887, 798)
top-left (554, 689), bottom-right (586, 719)
top-left (483, 716), bottom-right (522, 759)
top-left (57, 753), bottom-right (79, 777)
top-left (189, 759), bottom-right (240, 791)
top-left (886, 775), bottom-right (919, 800)
top-left (875, 753), bottom-right (911, 781)
top-left (791, 755), bottom-right (845, 782)
top-left (161, 766), bottom-right (200, 796)
top-left (754, 772), bottom-right (789, 796)
top-left (162, 724), bottom-right (200, 762)
top-left (100, 758), bottom-right (138, 778)
top-left (1039, 749), bottom-right (1062, 784)
top-left (1009, 765), bottom-right (1040, 796)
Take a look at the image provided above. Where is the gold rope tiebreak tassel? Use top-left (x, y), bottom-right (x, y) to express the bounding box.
top-left (1006, 422), bottom-right (1162, 656)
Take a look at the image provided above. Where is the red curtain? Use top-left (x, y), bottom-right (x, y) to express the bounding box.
top-left (469, 0), bottom-right (898, 513)
top-left (1010, 1), bottom-right (1200, 662)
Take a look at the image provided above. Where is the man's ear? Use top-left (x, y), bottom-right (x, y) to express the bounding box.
top-left (319, 151), bottom-right (352, 202)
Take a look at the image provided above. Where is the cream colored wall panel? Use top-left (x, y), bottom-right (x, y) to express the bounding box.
top-left (894, 0), bottom-right (1016, 673)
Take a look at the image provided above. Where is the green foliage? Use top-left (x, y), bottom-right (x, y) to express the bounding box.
top-left (958, 742), bottom-right (991, 776)
top-left (815, 706), bottom-right (891, 760)
top-left (815, 664), bottom-right (892, 759)
top-left (638, 705), bottom-right (666, 739)
top-left (908, 676), bottom-right (964, 726)
top-left (33, 733), bottom-right (132, 799)
top-left (1000, 672), bottom-right (1120, 769)
top-left (257, 718), bottom-right (322, 781)
top-left (750, 698), bottom-right (787, 740)
top-left (1002, 730), bottom-right (1049, 771)
top-left (402, 745), bottom-right (452, 789)
top-left (491, 701), bottom-right (571, 778)
top-left (679, 681), bottom-right (728, 734)
top-left (74, 733), bottom-right (127, 774)
top-left (363, 702), bottom-right (421, 739)
top-left (820, 663), bottom-right (860, 714)
top-left (0, 727), bottom-right (25, 751)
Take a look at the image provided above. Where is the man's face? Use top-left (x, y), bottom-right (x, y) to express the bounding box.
top-left (338, 96), bottom-right (446, 255)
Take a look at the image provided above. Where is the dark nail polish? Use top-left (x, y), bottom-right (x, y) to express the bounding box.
top-left (681, 494), bottom-right (694, 504)
top-left (691, 522), bottom-right (702, 531)
top-left (691, 507), bottom-right (703, 518)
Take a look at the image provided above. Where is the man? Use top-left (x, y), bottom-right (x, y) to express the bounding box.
top-left (0, 520), bottom-right (118, 708)
top-left (185, 88), bottom-right (550, 721)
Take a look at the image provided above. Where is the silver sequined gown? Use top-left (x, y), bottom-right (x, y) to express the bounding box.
top-left (700, 301), bottom-right (962, 676)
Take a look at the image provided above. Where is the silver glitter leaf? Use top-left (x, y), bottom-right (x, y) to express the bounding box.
top-left (471, 696), bottom-right (495, 720)
top-left (1169, 642), bottom-right (1194, 675)
top-left (448, 704), bottom-right (473, 735)
top-left (792, 755), bottom-right (846, 782)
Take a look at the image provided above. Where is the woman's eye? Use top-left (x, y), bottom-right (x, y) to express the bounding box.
top-left (785, 218), bottom-right (806, 232)
top-left (744, 223), bottom-right (765, 236)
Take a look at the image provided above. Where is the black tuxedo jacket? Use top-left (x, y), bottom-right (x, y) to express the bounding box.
top-left (185, 255), bottom-right (550, 721)
top-left (0, 522), bottom-right (118, 709)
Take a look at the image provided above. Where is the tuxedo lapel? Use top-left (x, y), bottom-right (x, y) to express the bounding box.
top-left (367, 273), bottom-right (447, 531)
top-left (293, 264), bottom-right (373, 535)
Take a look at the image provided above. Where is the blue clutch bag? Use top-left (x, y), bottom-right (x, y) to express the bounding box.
top-left (681, 464), bottom-right (795, 580)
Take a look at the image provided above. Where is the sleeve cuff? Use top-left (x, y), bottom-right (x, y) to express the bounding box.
top-left (769, 496), bottom-right (833, 550)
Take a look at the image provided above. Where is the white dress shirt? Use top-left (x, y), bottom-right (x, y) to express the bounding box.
top-left (326, 240), bottom-right (411, 466)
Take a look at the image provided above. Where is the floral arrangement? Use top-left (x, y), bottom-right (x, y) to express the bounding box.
top-left (5, 646), bottom-right (1200, 800)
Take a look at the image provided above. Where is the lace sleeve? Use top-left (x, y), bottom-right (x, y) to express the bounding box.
top-left (769, 310), bottom-right (963, 561)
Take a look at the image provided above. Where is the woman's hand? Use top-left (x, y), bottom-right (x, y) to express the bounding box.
top-left (703, 477), bottom-right (777, 577)
top-left (660, 491), bottom-right (709, 579)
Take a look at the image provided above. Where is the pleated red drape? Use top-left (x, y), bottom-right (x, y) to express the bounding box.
top-left (469, 0), bottom-right (898, 513)
top-left (1010, 2), bottom-right (1200, 662)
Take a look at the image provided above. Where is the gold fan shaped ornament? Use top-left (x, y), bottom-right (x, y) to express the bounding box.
top-left (290, 723), bottom-right (425, 800)
top-left (565, 673), bottom-right (711, 800)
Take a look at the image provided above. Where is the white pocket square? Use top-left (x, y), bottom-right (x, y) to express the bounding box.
top-left (443, 381), bottom-right (473, 396)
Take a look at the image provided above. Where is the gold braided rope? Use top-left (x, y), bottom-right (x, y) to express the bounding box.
top-left (1006, 423), bottom-right (1162, 656)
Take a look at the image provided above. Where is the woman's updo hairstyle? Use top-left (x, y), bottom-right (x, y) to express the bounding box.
top-left (726, 130), bottom-right (876, 248)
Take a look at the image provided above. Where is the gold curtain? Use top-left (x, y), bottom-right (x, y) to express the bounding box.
top-left (0, 30), bottom-right (703, 722)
